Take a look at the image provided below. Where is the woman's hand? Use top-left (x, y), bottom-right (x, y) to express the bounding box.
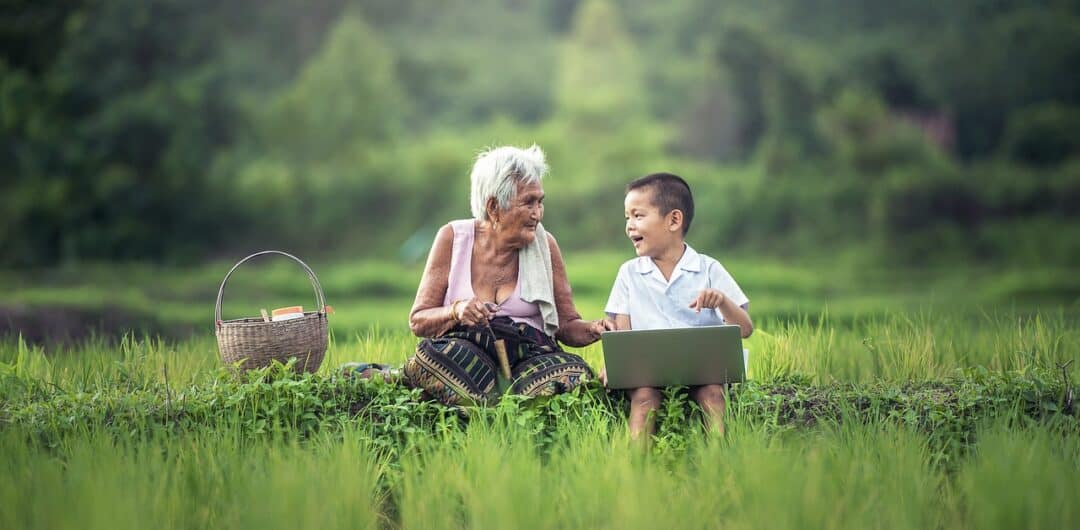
top-left (581, 318), bottom-right (616, 342)
top-left (598, 318), bottom-right (617, 334)
top-left (452, 298), bottom-right (498, 327)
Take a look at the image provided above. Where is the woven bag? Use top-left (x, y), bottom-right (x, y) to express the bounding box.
top-left (214, 251), bottom-right (328, 373)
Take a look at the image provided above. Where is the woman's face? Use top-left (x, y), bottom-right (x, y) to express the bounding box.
top-left (494, 179), bottom-right (545, 246)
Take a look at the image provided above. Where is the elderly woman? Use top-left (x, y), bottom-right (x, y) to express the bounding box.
top-left (403, 145), bottom-right (610, 406)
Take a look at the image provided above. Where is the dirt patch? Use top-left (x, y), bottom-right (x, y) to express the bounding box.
top-left (0, 304), bottom-right (196, 345)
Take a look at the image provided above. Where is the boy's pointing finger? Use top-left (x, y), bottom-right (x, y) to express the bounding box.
top-left (689, 294), bottom-right (703, 312)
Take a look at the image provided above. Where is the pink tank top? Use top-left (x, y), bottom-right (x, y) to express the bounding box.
top-left (443, 219), bottom-right (545, 331)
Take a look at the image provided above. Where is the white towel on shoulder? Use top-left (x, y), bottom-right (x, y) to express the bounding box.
top-left (519, 222), bottom-right (559, 337)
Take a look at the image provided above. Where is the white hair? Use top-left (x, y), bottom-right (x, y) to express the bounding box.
top-left (469, 145), bottom-right (548, 220)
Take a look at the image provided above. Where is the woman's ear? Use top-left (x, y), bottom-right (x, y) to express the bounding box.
top-left (486, 197), bottom-right (500, 222)
top-left (667, 209), bottom-right (683, 233)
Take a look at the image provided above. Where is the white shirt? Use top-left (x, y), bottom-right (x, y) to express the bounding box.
top-left (604, 244), bottom-right (749, 330)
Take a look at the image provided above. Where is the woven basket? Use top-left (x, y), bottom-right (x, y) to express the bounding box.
top-left (214, 251), bottom-right (328, 373)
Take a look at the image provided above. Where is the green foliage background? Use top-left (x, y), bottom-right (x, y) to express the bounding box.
top-left (3, 0), bottom-right (1079, 267)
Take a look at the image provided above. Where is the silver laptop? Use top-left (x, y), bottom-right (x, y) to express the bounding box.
top-left (600, 325), bottom-right (745, 389)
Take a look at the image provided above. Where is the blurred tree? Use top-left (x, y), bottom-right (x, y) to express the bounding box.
top-left (922, 4), bottom-right (1080, 158)
top-left (554, 0), bottom-right (646, 131)
top-left (225, 13), bottom-right (412, 252)
top-left (2, 0), bottom-right (240, 264)
top-left (850, 52), bottom-right (933, 110)
top-left (0, 0), bottom-right (83, 74)
top-left (0, 0), bottom-right (349, 266)
top-left (544, 0), bottom-right (668, 195)
top-left (816, 87), bottom-right (948, 176)
top-left (381, 0), bottom-right (557, 128)
top-left (259, 15), bottom-right (403, 164)
top-left (1000, 103), bottom-right (1080, 167)
top-left (544, 0), bottom-right (583, 32)
top-left (700, 23), bottom-right (820, 168)
top-left (674, 67), bottom-right (742, 162)
top-left (1, 0), bottom-right (1078, 266)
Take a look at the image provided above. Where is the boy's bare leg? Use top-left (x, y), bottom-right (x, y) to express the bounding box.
top-left (628, 387), bottom-right (662, 446)
top-left (690, 384), bottom-right (727, 437)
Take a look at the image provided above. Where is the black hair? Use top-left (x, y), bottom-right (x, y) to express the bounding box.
top-left (626, 172), bottom-right (694, 235)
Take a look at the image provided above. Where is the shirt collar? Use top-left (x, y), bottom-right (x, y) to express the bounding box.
top-left (632, 243), bottom-right (702, 274)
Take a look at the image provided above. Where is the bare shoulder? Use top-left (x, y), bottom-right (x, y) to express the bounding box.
top-left (412, 222), bottom-right (457, 316)
top-left (434, 223), bottom-right (455, 247)
top-left (545, 231), bottom-right (559, 247)
top-left (421, 223), bottom-right (456, 270)
top-left (545, 232), bottom-right (566, 260)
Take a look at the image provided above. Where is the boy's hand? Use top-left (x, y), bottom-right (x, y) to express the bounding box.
top-left (599, 367), bottom-right (608, 386)
top-left (689, 288), bottom-right (725, 312)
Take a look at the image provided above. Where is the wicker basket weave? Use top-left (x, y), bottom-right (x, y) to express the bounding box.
top-left (214, 251), bottom-right (328, 373)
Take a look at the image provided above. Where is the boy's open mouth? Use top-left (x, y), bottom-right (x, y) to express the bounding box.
top-left (630, 235), bottom-right (644, 244)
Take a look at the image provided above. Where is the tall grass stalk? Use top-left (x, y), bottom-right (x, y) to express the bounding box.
top-left (0, 428), bottom-right (386, 530)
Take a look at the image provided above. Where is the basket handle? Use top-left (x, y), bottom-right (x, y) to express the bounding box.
top-left (214, 250), bottom-right (327, 325)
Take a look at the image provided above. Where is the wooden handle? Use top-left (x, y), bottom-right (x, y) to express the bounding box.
top-left (494, 339), bottom-right (511, 380)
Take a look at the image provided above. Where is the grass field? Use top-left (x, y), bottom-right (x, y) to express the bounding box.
top-left (5, 251), bottom-right (1079, 338)
top-left (2, 254), bottom-right (1079, 529)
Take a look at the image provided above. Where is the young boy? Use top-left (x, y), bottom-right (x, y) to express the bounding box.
top-left (604, 172), bottom-right (753, 440)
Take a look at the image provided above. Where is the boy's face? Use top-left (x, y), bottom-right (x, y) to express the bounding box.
top-left (624, 187), bottom-right (682, 258)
